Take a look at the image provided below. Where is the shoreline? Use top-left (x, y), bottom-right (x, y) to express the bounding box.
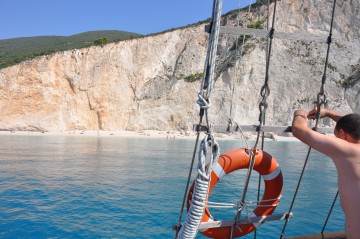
top-left (0, 129), bottom-right (301, 142)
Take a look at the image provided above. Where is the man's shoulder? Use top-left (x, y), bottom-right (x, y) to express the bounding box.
top-left (312, 134), bottom-right (355, 159)
top-left (332, 141), bottom-right (360, 160)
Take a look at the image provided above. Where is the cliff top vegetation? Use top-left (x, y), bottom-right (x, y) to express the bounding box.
top-left (0, 30), bottom-right (142, 69)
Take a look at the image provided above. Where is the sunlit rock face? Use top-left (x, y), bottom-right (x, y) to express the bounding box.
top-left (1, 0), bottom-right (359, 132)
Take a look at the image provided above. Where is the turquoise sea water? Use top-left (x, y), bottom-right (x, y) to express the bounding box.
top-left (0, 135), bottom-right (344, 238)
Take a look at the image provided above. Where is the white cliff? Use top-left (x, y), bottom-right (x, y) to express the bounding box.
top-left (0, 0), bottom-right (359, 132)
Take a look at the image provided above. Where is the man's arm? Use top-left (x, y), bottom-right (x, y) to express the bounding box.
top-left (292, 110), bottom-right (315, 146)
top-left (307, 108), bottom-right (343, 122)
top-left (292, 109), bottom-right (350, 159)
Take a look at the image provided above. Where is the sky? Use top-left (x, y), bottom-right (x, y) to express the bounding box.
top-left (0, 0), bottom-right (253, 40)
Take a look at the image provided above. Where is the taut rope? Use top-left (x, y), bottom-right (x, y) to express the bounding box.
top-left (280, 1), bottom-right (338, 238)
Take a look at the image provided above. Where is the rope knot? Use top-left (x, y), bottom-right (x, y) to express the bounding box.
top-left (259, 101), bottom-right (268, 112)
top-left (316, 92), bottom-right (327, 108)
top-left (197, 93), bottom-right (211, 109)
top-left (236, 201), bottom-right (246, 212)
top-left (260, 84), bottom-right (270, 98)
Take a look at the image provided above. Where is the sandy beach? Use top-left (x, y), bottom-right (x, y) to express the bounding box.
top-left (0, 129), bottom-right (301, 142)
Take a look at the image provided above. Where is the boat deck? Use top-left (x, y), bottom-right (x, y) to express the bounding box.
top-left (289, 231), bottom-right (346, 239)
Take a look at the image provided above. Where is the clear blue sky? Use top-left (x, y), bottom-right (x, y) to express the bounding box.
top-left (0, 0), bottom-right (253, 40)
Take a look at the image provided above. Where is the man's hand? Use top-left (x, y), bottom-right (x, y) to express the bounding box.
top-left (307, 108), bottom-right (327, 120)
top-left (307, 108), bottom-right (342, 122)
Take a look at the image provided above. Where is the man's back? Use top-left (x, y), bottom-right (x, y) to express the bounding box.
top-left (332, 143), bottom-right (360, 239)
top-left (292, 109), bottom-right (360, 239)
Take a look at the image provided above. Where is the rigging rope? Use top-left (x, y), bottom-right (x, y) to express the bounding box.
top-left (229, 0), bottom-right (253, 125)
top-left (175, 1), bottom-right (222, 238)
top-left (280, 1), bottom-right (338, 238)
top-left (321, 190), bottom-right (339, 236)
top-left (255, 2), bottom-right (274, 238)
top-left (226, 0), bottom-right (255, 148)
top-left (230, 1), bottom-right (278, 238)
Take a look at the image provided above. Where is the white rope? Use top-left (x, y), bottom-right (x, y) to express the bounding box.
top-left (196, 93), bottom-right (211, 110)
top-left (176, 135), bottom-right (220, 239)
top-left (177, 1), bottom-right (222, 238)
top-left (206, 196), bottom-right (281, 209)
top-left (199, 0), bottom-right (223, 99)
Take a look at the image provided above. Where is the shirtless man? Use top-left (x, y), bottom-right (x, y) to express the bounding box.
top-left (292, 108), bottom-right (360, 239)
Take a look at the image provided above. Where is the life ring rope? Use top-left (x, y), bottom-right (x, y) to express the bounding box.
top-left (205, 195), bottom-right (282, 209)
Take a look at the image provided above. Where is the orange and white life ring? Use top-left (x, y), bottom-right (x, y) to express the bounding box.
top-left (187, 148), bottom-right (283, 239)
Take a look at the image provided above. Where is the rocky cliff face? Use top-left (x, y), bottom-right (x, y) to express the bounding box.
top-left (0, 0), bottom-right (359, 132)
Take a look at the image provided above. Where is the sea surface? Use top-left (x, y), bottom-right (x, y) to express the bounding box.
top-left (0, 135), bottom-right (344, 238)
